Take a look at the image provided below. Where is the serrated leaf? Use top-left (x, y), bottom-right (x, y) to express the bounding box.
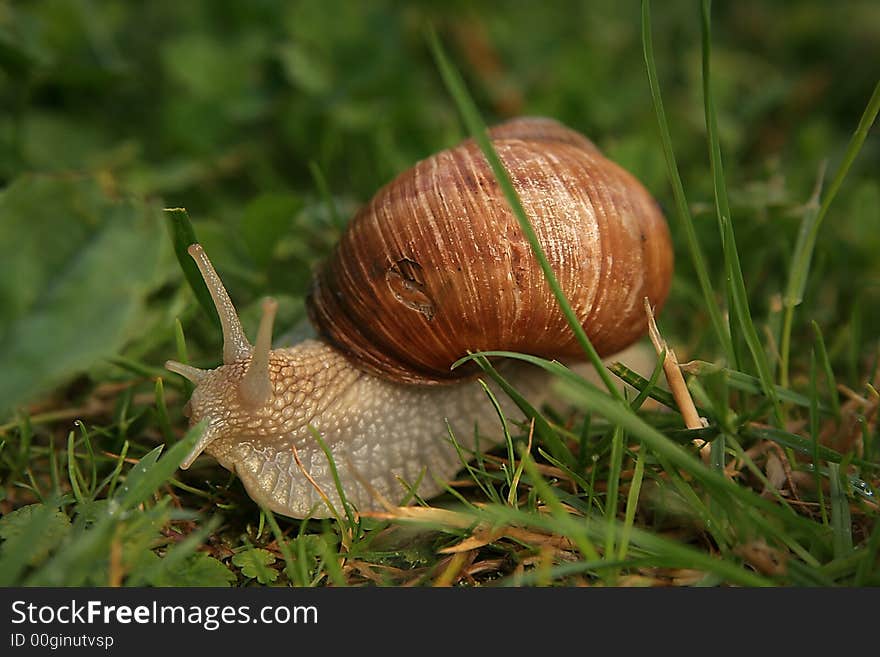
top-left (0, 176), bottom-right (166, 416)
top-left (232, 547), bottom-right (278, 584)
top-left (125, 515), bottom-right (221, 587)
top-left (72, 499), bottom-right (113, 525)
top-left (0, 503), bottom-right (71, 566)
top-left (144, 551), bottom-right (236, 587)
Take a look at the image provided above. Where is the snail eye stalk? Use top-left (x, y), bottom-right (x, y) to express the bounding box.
top-left (187, 243), bottom-right (252, 364)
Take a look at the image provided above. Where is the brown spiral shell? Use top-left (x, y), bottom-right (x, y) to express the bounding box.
top-left (307, 117), bottom-right (674, 384)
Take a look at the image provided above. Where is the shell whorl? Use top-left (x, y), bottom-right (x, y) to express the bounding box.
top-left (308, 117), bottom-right (673, 384)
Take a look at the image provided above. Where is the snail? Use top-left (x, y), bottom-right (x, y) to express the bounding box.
top-left (165, 117), bottom-right (674, 519)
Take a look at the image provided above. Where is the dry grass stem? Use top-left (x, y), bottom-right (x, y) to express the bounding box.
top-left (644, 298), bottom-right (707, 441)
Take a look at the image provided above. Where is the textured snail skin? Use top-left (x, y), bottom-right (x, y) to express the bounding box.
top-left (167, 117), bottom-right (674, 519)
top-left (168, 245), bottom-right (550, 518)
top-left (190, 340), bottom-right (546, 518)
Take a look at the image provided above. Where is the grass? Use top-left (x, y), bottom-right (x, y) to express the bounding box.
top-left (0, 1), bottom-right (879, 587)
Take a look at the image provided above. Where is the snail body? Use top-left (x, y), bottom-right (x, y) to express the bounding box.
top-left (166, 117), bottom-right (673, 519)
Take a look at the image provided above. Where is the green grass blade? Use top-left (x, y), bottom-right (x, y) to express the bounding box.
top-left (308, 426), bottom-right (356, 529)
top-left (618, 442), bottom-right (646, 561)
top-left (651, 449), bottom-right (734, 549)
top-left (557, 377), bottom-right (823, 547)
top-left (811, 321), bottom-right (841, 420)
top-left (476, 502), bottom-right (773, 586)
top-left (780, 165), bottom-right (825, 387)
top-left (444, 422), bottom-right (499, 505)
top-left (682, 360), bottom-right (832, 413)
top-left (165, 207), bottom-right (220, 329)
top-left (456, 350), bottom-right (683, 428)
top-left (503, 556), bottom-right (652, 586)
top-left (103, 441), bottom-right (129, 498)
top-left (698, 1), bottom-right (783, 423)
top-left (314, 534), bottom-right (347, 587)
top-left (700, 0), bottom-right (732, 242)
top-left (109, 356), bottom-right (175, 383)
top-left (174, 318), bottom-right (190, 364)
top-left (721, 218), bottom-right (785, 425)
top-left (828, 462), bottom-right (853, 558)
top-left (630, 349), bottom-right (666, 412)
top-left (745, 426), bottom-right (877, 470)
top-left (66, 430), bottom-right (85, 505)
top-left (47, 434), bottom-right (60, 497)
top-left (262, 509), bottom-right (298, 586)
top-left (604, 426), bottom-right (625, 564)
top-left (642, 0), bottom-right (734, 364)
top-left (117, 422), bottom-right (202, 511)
top-left (700, 0), bottom-right (740, 371)
top-left (780, 80), bottom-right (880, 385)
top-left (173, 318), bottom-right (194, 397)
top-left (75, 421), bottom-right (97, 498)
top-left (428, 28), bottom-right (622, 401)
top-left (809, 350), bottom-right (829, 525)
top-left (474, 379), bottom-right (517, 497)
top-left (518, 450), bottom-right (601, 562)
top-left (786, 80), bottom-right (880, 308)
top-left (609, 361), bottom-right (679, 412)
top-left (471, 355), bottom-right (574, 465)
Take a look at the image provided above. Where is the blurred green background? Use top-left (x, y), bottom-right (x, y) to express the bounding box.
top-left (1, 0), bottom-right (878, 416)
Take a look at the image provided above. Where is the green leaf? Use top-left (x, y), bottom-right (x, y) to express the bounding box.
top-left (164, 207), bottom-right (220, 329)
top-left (0, 503), bottom-right (71, 566)
top-left (72, 499), bottom-right (113, 525)
top-left (126, 515), bottom-right (223, 586)
top-left (145, 551), bottom-right (236, 587)
top-left (232, 547), bottom-right (278, 584)
top-left (641, 0), bottom-right (734, 364)
top-left (0, 176), bottom-right (166, 416)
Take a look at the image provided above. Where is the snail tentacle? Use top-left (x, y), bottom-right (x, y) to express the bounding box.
top-left (164, 360), bottom-right (206, 384)
top-left (187, 243), bottom-right (251, 363)
top-left (239, 297), bottom-right (278, 408)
